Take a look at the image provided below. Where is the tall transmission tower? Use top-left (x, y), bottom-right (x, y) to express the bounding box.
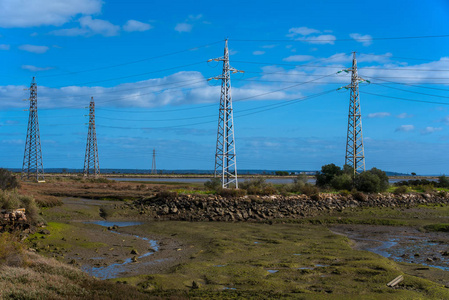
top-left (22, 77), bottom-right (45, 182)
top-left (83, 97), bottom-right (100, 176)
top-left (151, 148), bottom-right (157, 174)
top-left (208, 39), bottom-right (243, 189)
top-left (339, 52), bottom-right (369, 177)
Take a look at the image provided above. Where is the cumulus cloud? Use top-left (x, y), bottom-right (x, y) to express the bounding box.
top-left (366, 112), bottom-right (391, 118)
top-left (253, 51), bottom-right (265, 56)
top-left (283, 55), bottom-right (314, 62)
top-left (395, 125), bottom-right (415, 132)
top-left (350, 33), bottom-right (373, 46)
top-left (174, 14), bottom-right (204, 33)
top-left (0, 44), bottom-right (10, 50)
top-left (123, 20), bottom-right (153, 32)
top-left (421, 126), bottom-right (442, 134)
top-left (174, 23), bottom-right (192, 33)
top-left (51, 16), bottom-right (120, 37)
top-left (287, 27), bottom-right (336, 45)
top-left (397, 113), bottom-right (413, 119)
top-left (19, 44), bottom-right (49, 54)
top-left (22, 65), bottom-right (53, 72)
top-left (0, 0), bottom-right (102, 28)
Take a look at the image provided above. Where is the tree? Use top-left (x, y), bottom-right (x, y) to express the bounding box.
top-left (411, 172), bottom-right (417, 176)
top-left (316, 164), bottom-right (342, 187)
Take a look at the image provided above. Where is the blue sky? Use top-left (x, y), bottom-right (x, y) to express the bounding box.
top-left (1, 0), bottom-right (449, 175)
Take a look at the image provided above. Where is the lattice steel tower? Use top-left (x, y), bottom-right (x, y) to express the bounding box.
top-left (151, 148), bottom-right (156, 174)
top-left (22, 77), bottom-right (45, 182)
top-left (344, 52), bottom-right (368, 177)
top-left (83, 97), bottom-right (100, 176)
top-left (208, 39), bottom-right (243, 188)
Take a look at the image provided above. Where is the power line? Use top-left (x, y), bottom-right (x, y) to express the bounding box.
top-left (362, 91), bottom-right (449, 105)
top-left (38, 40), bottom-right (224, 78)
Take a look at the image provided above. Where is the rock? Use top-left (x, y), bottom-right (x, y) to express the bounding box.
top-left (131, 256), bottom-right (138, 262)
top-left (130, 249), bottom-right (139, 255)
top-left (39, 229), bottom-right (50, 235)
top-left (191, 281), bottom-right (199, 289)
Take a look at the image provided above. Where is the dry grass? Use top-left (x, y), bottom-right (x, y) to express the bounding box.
top-left (0, 233), bottom-right (151, 299)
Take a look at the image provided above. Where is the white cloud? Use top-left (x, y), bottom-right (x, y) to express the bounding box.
top-left (253, 51), bottom-right (265, 56)
top-left (51, 16), bottom-right (120, 37)
top-left (395, 125), bottom-right (415, 132)
top-left (188, 14), bottom-right (203, 21)
top-left (123, 20), bottom-right (153, 32)
top-left (350, 33), bottom-right (373, 46)
top-left (0, 0), bottom-right (102, 28)
top-left (421, 126), bottom-right (442, 134)
top-left (283, 55), bottom-right (314, 62)
top-left (22, 65), bottom-right (53, 72)
top-left (19, 44), bottom-right (49, 54)
top-left (79, 16), bottom-right (120, 36)
top-left (175, 23), bottom-right (192, 33)
top-left (0, 44), bottom-right (10, 50)
top-left (288, 27), bottom-right (320, 36)
top-left (287, 27), bottom-right (336, 45)
top-left (262, 44), bottom-right (277, 49)
top-left (366, 112), bottom-right (391, 118)
top-left (397, 113), bottom-right (413, 119)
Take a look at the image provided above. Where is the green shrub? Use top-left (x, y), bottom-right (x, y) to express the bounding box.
top-left (352, 191), bottom-right (367, 202)
top-left (393, 186), bottom-right (408, 194)
top-left (300, 184), bottom-right (319, 197)
top-left (0, 169), bottom-right (20, 191)
top-left (0, 191), bottom-right (40, 224)
top-left (204, 178), bottom-right (222, 190)
top-left (437, 175), bottom-right (449, 188)
top-left (354, 168), bottom-right (389, 193)
top-left (316, 164), bottom-right (342, 188)
top-left (331, 174), bottom-right (353, 191)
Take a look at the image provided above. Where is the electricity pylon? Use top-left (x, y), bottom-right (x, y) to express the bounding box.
top-left (83, 97), bottom-right (100, 176)
top-left (151, 148), bottom-right (156, 174)
top-left (338, 52), bottom-right (369, 178)
top-left (22, 77), bottom-right (45, 182)
top-left (208, 39), bottom-right (243, 189)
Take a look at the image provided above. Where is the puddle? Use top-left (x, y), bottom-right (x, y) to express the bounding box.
top-left (315, 264), bottom-right (330, 268)
top-left (293, 253), bottom-right (302, 256)
top-left (333, 226), bottom-right (449, 272)
top-left (85, 221), bottom-right (143, 227)
top-left (214, 264), bottom-right (226, 267)
top-left (254, 242), bottom-right (260, 244)
top-left (267, 269), bottom-right (279, 274)
top-left (81, 221), bottom-right (159, 279)
top-left (223, 287), bottom-right (237, 290)
top-left (298, 267), bottom-right (314, 270)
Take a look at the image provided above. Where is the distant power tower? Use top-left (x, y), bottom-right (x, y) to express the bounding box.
top-left (83, 97), bottom-right (100, 176)
top-left (340, 52), bottom-right (369, 177)
top-left (208, 39), bottom-right (243, 189)
top-left (22, 77), bottom-right (45, 182)
top-left (151, 148), bottom-right (157, 174)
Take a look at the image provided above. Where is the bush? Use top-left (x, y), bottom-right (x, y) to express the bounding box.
top-left (0, 169), bottom-right (20, 191)
top-left (316, 164), bottom-right (342, 188)
top-left (155, 191), bottom-right (178, 200)
top-left (300, 184), bottom-right (319, 197)
top-left (354, 168), bottom-right (389, 193)
top-left (0, 232), bottom-right (24, 266)
top-left (204, 178), bottom-right (222, 191)
top-left (393, 186), bottom-right (408, 194)
top-left (352, 190), bottom-right (367, 201)
top-left (0, 191), bottom-right (41, 224)
top-left (239, 177), bottom-right (277, 195)
top-left (331, 174), bottom-right (353, 191)
top-left (438, 175), bottom-right (449, 188)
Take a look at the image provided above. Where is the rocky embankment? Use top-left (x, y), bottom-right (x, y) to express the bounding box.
top-left (125, 192), bottom-right (449, 222)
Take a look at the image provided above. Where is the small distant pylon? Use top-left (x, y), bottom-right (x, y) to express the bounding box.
top-left (83, 97), bottom-right (100, 176)
top-left (22, 77), bottom-right (45, 182)
top-left (208, 39), bottom-right (243, 189)
top-left (338, 52), bottom-right (370, 177)
top-left (151, 149), bottom-right (157, 174)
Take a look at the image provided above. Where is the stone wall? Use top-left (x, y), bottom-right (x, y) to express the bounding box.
top-left (127, 192), bottom-right (449, 222)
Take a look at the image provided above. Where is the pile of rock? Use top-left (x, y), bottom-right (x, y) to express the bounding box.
top-left (1, 208), bottom-right (27, 222)
top-left (127, 192), bottom-right (449, 222)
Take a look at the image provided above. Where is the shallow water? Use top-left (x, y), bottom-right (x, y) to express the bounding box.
top-left (335, 227), bottom-right (449, 272)
top-left (81, 221), bottom-right (159, 279)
